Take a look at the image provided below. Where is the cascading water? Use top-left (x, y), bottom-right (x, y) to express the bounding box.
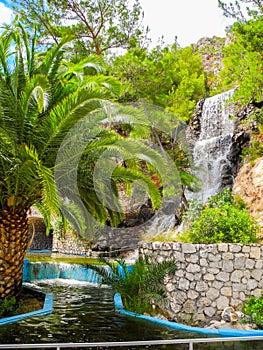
top-left (188, 89), bottom-right (235, 203)
top-left (23, 262), bottom-right (101, 284)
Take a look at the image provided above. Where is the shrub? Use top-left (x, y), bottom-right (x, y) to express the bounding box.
top-left (243, 293), bottom-right (263, 329)
top-left (181, 189), bottom-right (260, 244)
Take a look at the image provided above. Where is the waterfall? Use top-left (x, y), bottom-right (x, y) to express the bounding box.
top-left (23, 262), bottom-right (101, 284)
top-left (188, 89), bottom-right (235, 203)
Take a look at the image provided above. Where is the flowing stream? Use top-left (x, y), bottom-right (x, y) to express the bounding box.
top-left (0, 278), bottom-right (262, 349)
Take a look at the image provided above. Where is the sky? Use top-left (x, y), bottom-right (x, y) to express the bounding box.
top-left (0, 0), bottom-right (234, 47)
top-left (139, 0), bottom-right (234, 47)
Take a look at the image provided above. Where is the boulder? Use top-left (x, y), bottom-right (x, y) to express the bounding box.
top-left (233, 157), bottom-right (263, 235)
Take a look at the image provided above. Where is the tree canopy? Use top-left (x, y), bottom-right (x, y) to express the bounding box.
top-left (218, 0), bottom-right (263, 21)
top-left (12, 0), bottom-right (149, 57)
top-left (109, 45), bottom-right (207, 121)
top-left (217, 16), bottom-right (263, 108)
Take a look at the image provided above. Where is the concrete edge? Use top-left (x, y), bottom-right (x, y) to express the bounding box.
top-left (0, 289), bottom-right (53, 326)
top-left (114, 293), bottom-right (263, 337)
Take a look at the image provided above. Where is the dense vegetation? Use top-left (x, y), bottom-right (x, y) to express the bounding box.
top-left (1, 0), bottom-right (263, 302)
top-left (179, 189), bottom-right (260, 244)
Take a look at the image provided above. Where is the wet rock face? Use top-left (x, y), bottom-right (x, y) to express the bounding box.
top-left (233, 157), bottom-right (263, 234)
top-left (228, 104), bottom-right (259, 179)
top-left (185, 99), bottom-right (204, 148)
top-left (186, 97), bottom-right (261, 201)
top-left (186, 90), bottom-right (236, 202)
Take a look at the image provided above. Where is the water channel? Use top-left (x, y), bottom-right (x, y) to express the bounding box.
top-left (0, 278), bottom-right (262, 349)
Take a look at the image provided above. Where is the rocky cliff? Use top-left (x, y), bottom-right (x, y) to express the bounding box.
top-left (233, 157), bottom-right (263, 236)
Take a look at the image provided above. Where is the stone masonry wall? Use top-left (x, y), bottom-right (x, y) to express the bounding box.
top-left (52, 233), bottom-right (92, 256)
top-left (139, 242), bottom-right (263, 325)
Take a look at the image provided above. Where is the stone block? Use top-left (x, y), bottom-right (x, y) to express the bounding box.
top-left (185, 272), bottom-right (195, 282)
top-left (182, 244), bottom-right (196, 254)
top-left (185, 254), bottom-right (199, 263)
top-left (242, 245), bottom-right (251, 253)
top-left (222, 252), bottom-right (234, 260)
top-left (210, 261), bottom-right (223, 269)
top-left (221, 287), bottom-right (232, 297)
top-left (200, 258), bottom-right (208, 267)
top-left (208, 253), bottom-right (221, 262)
top-left (239, 292), bottom-right (246, 301)
top-left (250, 247), bottom-right (261, 259)
top-left (188, 290), bottom-right (199, 300)
top-left (178, 278), bottom-right (190, 291)
top-left (247, 279), bottom-right (258, 290)
top-left (251, 269), bottom-right (263, 281)
top-left (212, 281), bottom-right (223, 289)
top-left (186, 263), bottom-right (201, 273)
top-left (203, 273), bottom-right (215, 281)
top-left (207, 268), bottom-right (220, 274)
top-left (170, 302), bottom-right (182, 313)
top-left (222, 260), bottom-right (234, 273)
top-left (245, 259), bottom-right (255, 269)
top-left (206, 288), bottom-right (220, 300)
top-left (217, 243), bottom-right (228, 252)
top-left (243, 270), bottom-right (251, 279)
top-left (165, 282), bottom-right (175, 292)
top-left (234, 256), bottom-right (246, 269)
top-left (216, 272), bottom-right (230, 282)
top-left (173, 251), bottom-right (185, 262)
top-left (204, 306), bottom-right (216, 317)
top-left (253, 289), bottom-right (262, 298)
top-left (231, 270), bottom-right (243, 283)
top-left (255, 260), bottom-right (263, 269)
top-left (171, 291), bottom-right (187, 304)
top-left (217, 296), bottom-right (229, 310)
top-left (232, 283), bottom-right (246, 292)
top-left (197, 297), bottom-right (211, 307)
top-left (183, 300), bottom-right (196, 314)
top-left (229, 244), bottom-right (242, 253)
top-left (196, 281), bottom-right (209, 292)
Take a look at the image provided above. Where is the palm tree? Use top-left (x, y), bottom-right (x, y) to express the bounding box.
top-left (0, 23), bottom-right (163, 300)
top-left (87, 256), bottom-right (177, 314)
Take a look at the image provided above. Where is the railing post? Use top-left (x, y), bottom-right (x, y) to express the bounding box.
top-left (189, 341), bottom-right (193, 350)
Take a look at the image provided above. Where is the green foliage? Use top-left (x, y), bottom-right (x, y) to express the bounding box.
top-left (243, 293), bottom-right (263, 329)
top-left (12, 0), bottom-right (148, 57)
top-left (181, 189), bottom-right (260, 244)
top-left (165, 47), bottom-right (207, 121)
top-left (217, 17), bottom-right (263, 107)
top-left (0, 24), bottom-right (167, 238)
top-left (26, 254), bottom-right (102, 265)
top-left (206, 187), bottom-right (235, 207)
top-left (87, 256), bottom-right (177, 314)
top-left (218, 0), bottom-right (263, 21)
top-left (0, 297), bottom-right (16, 317)
top-left (109, 45), bottom-right (207, 121)
top-left (241, 127), bottom-right (263, 163)
top-left (182, 199), bottom-right (203, 223)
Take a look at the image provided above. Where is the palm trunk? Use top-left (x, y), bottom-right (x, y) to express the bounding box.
top-left (0, 208), bottom-right (29, 300)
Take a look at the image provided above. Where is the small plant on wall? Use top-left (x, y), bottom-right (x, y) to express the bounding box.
top-left (87, 256), bottom-right (177, 314)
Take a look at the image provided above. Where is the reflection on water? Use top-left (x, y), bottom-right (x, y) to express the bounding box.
top-left (0, 279), bottom-right (262, 349)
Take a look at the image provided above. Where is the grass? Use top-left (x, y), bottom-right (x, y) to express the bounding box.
top-left (0, 288), bottom-right (44, 319)
top-left (25, 254), bottom-right (104, 265)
